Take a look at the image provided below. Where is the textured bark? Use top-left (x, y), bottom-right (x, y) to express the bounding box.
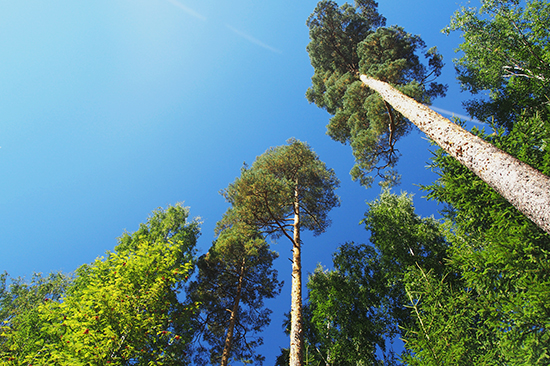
top-left (289, 184), bottom-right (304, 366)
top-left (361, 75), bottom-right (550, 234)
top-left (220, 260), bottom-right (246, 366)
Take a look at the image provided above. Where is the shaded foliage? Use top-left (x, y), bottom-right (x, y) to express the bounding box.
top-left (187, 220), bottom-right (282, 366)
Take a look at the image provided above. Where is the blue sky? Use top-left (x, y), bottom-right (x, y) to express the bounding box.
top-left (1, 0), bottom-right (480, 363)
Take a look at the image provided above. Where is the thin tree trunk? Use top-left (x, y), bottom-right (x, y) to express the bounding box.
top-left (220, 259), bottom-right (246, 366)
top-left (289, 184), bottom-right (303, 366)
top-left (360, 75), bottom-right (550, 234)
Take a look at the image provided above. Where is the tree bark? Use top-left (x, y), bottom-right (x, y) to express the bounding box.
top-left (289, 184), bottom-right (304, 366)
top-left (360, 75), bottom-right (550, 234)
top-left (220, 259), bottom-right (246, 366)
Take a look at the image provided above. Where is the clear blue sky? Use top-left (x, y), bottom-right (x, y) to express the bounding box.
top-left (0, 0), bottom-right (480, 363)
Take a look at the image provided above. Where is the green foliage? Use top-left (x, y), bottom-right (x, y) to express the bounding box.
top-left (444, 0), bottom-right (550, 129)
top-left (307, 245), bottom-right (394, 365)
top-left (402, 222), bottom-right (550, 364)
top-left (116, 202), bottom-right (199, 255)
top-left (306, 0), bottom-right (386, 81)
top-left (400, 3), bottom-right (550, 358)
top-left (306, 0), bottom-right (446, 186)
top-left (0, 272), bottom-right (72, 365)
top-left (401, 267), bottom-right (502, 366)
top-left (1, 203), bottom-right (200, 365)
top-left (362, 191), bottom-right (448, 278)
top-left (274, 304), bottom-right (353, 366)
top-left (222, 138), bottom-right (339, 366)
top-left (222, 138), bottom-right (340, 240)
top-left (418, 117), bottom-right (550, 363)
top-left (410, 5), bottom-right (550, 360)
top-left (361, 190), bottom-right (450, 333)
top-left (188, 220), bottom-right (282, 366)
top-left (423, 3), bottom-right (550, 358)
top-left (300, 191), bottom-right (450, 365)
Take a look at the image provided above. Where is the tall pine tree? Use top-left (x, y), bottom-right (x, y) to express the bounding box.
top-left (222, 139), bottom-right (340, 366)
top-left (306, 0), bottom-right (550, 233)
top-left (188, 218), bottom-right (282, 366)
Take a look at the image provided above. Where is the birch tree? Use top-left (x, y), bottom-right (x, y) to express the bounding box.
top-left (444, 0), bottom-right (550, 129)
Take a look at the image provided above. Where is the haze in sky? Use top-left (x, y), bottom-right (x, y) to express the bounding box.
top-left (0, 0), bottom-right (475, 363)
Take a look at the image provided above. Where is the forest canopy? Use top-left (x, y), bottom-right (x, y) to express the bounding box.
top-left (2, 0), bottom-right (550, 365)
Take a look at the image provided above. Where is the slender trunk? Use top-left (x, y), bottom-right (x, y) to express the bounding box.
top-left (289, 184), bottom-right (303, 366)
top-left (361, 75), bottom-right (550, 234)
top-left (220, 259), bottom-right (246, 366)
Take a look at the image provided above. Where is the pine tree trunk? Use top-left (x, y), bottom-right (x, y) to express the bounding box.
top-left (360, 75), bottom-right (550, 234)
top-left (289, 184), bottom-right (303, 366)
top-left (220, 260), bottom-right (246, 366)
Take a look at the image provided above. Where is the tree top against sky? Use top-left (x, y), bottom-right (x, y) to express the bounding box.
top-left (306, 0), bottom-right (447, 187)
top-left (222, 138), bottom-right (340, 240)
top-left (444, 0), bottom-right (550, 129)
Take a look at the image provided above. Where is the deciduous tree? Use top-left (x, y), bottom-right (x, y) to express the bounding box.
top-left (1, 203), bottom-right (200, 365)
top-left (444, 0), bottom-right (550, 129)
top-left (0, 272), bottom-right (72, 364)
top-left (307, 244), bottom-right (395, 365)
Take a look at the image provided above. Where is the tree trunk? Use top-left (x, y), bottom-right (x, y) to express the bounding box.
top-left (360, 75), bottom-right (550, 234)
top-left (289, 184), bottom-right (303, 366)
top-left (220, 259), bottom-right (246, 366)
